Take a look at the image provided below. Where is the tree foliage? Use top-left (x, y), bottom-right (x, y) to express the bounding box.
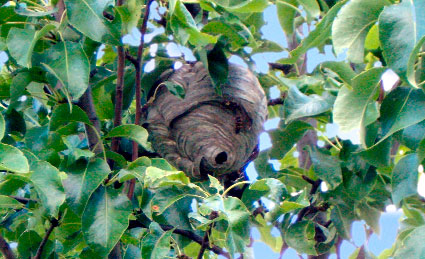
top-left (0, 0), bottom-right (424, 258)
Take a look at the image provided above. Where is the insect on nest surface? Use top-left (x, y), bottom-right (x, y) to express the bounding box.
top-left (145, 62), bottom-right (268, 179)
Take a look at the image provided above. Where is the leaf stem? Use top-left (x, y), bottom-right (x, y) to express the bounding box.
top-left (222, 181), bottom-right (250, 197)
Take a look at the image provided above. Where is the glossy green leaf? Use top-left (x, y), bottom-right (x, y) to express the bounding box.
top-left (14, 3), bottom-right (58, 17)
top-left (280, 1), bottom-right (346, 64)
top-left (18, 231), bottom-right (52, 259)
top-left (285, 221), bottom-right (317, 255)
top-left (207, 41), bottom-right (229, 93)
top-left (64, 0), bottom-right (121, 44)
top-left (407, 36), bottom-right (425, 88)
top-left (92, 85), bottom-right (114, 120)
top-left (0, 195), bottom-right (24, 210)
top-left (6, 25), bottom-right (55, 67)
top-left (225, 0), bottom-right (269, 13)
top-left (41, 41), bottom-right (89, 100)
top-left (356, 202), bottom-right (380, 234)
top-left (333, 67), bottom-right (384, 132)
top-left (105, 124), bottom-right (150, 151)
top-left (151, 185), bottom-right (193, 215)
top-left (269, 120), bottom-right (312, 159)
top-left (284, 86), bottom-right (335, 122)
top-left (222, 196), bottom-right (251, 254)
top-left (0, 143), bottom-right (29, 173)
top-left (394, 225), bottom-right (425, 259)
top-left (309, 147), bottom-right (342, 189)
top-left (141, 222), bottom-right (173, 259)
top-left (331, 203), bottom-right (354, 239)
top-left (170, 1), bottom-right (217, 46)
top-left (298, 0), bottom-right (320, 18)
top-left (30, 161), bottom-right (66, 217)
top-left (201, 21), bottom-right (248, 49)
top-left (320, 61), bottom-right (357, 85)
top-left (379, 0), bottom-right (425, 80)
top-left (379, 87), bottom-right (425, 145)
top-left (392, 153), bottom-right (419, 207)
top-left (401, 120), bottom-right (425, 150)
top-left (359, 137), bottom-right (391, 168)
top-left (50, 104), bottom-right (91, 131)
top-left (332, 0), bottom-right (389, 63)
top-left (82, 186), bottom-right (132, 256)
top-left (63, 159), bottom-right (111, 214)
top-left (0, 112), bottom-right (4, 141)
top-left (162, 81), bottom-right (185, 99)
top-left (242, 178), bottom-right (287, 208)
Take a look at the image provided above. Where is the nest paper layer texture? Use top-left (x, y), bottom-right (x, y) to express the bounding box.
top-left (145, 62), bottom-right (268, 179)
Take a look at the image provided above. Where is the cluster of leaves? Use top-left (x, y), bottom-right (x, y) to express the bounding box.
top-left (0, 0), bottom-right (424, 258)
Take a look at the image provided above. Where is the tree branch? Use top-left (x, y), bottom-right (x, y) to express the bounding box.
top-left (0, 235), bottom-right (15, 259)
top-left (128, 0), bottom-right (154, 200)
top-left (34, 218), bottom-right (60, 259)
top-left (128, 220), bottom-right (230, 258)
top-left (197, 211), bottom-right (218, 259)
top-left (268, 92), bottom-right (287, 106)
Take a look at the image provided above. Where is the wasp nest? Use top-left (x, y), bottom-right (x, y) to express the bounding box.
top-left (145, 62), bottom-right (268, 179)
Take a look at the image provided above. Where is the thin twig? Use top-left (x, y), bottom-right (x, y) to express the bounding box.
top-left (9, 196), bottom-right (33, 204)
top-left (269, 63), bottom-right (293, 74)
top-left (128, 220), bottom-right (230, 258)
top-left (197, 211), bottom-right (218, 259)
top-left (111, 48), bottom-right (125, 153)
top-left (34, 218), bottom-right (60, 259)
top-left (0, 235), bottom-right (15, 259)
top-left (128, 0), bottom-right (154, 200)
top-left (268, 92), bottom-right (287, 106)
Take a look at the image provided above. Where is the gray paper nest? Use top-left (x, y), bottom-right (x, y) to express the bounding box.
top-left (145, 62), bottom-right (268, 179)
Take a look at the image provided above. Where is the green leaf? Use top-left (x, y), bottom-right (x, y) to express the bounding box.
top-left (333, 67), bottom-right (384, 132)
top-left (407, 36), bottom-right (425, 88)
top-left (222, 196), bottom-right (251, 254)
top-left (64, 0), bottom-right (121, 44)
top-left (0, 143), bottom-right (29, 173)
top-left (269, 120), bottom-right (312, 159)
top-left (379, 0), bottom-right (425, 80)
top-left (392, 153), bottom-right (419, 207)
top-left (207, 41), bottom-right (229, 93)
top-left (332, 0), bottom-right (389, 63)
top-left (50, 104), bottom-right (91, 131)
top-left (41, 41), bottom-right (90, 100)
top-left (356, 202), bottom-right (381, 235)
top-left (82, 186), bottom-right (132, 256)
top-left (0, 112), bottom-right (4, 141)
top-left (394, 225), bottom-right (425, 259)
top-left (18, 230), bottom-right (53, 258)
top-left (242, 178), bottom-right (287, 208)
top-left (151, 185), bottom-right (193, 215)
top-left (63, 159), bottom-right (111, 214)
top-left (279, 1), bottom-right (346, 64)
top-left (105, 124), bottom-right (151, 151)
top-left (92, 84), bottom-right (114, 120)
top-left (141, 222), bottom-right (173, 259)
top-left (162, 81), bottom-right (185, 99)
top-left (284, 86), bottom-right (335, 122)
top-left (0, 195), bottom-right (24, 210)
top-left (309, 147), bottom-right (342, 189)
top-left (6, 25), bottom-right (55, 67)
top-left (30, 161), bottom-right (66, 217)
top-left (170, 1), bottom-right (217, 46)
top-left (331, 203), bottom-right (354, 239)
top-left (201, 21), bottom-right (248, 49)
top-left (14, 3), bottom-right (58, 17)
top-left (379, 87), bottom-right (425, 145)
top-left (225, 0), bottom-right (269, 13)
top-left (320, 61), bottom-right (357, 85)
top-left (359, 137), bottom-right (391, 168)
top-left (401, 120), bottom-right (425, 150)
top-left (285, 221), bottom-right (317, 255)
top-left (9, 71), bottom-right (32, 109)
top-left (298, 0), bottom-right (320, 18)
